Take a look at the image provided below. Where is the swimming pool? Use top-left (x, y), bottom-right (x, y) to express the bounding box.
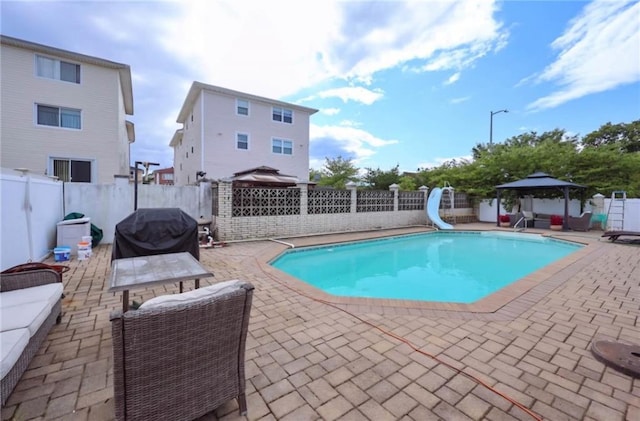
top-left (270, 232), bottom-right (583, 303)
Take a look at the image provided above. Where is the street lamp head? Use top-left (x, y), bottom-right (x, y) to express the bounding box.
top-left (491, 109), bottom-right (508, 116)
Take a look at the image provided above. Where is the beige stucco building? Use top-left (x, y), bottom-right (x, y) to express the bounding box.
top-left (171, 82), bottom-right (317, 186)
top-left (0, 35), bottom-right (134, 183)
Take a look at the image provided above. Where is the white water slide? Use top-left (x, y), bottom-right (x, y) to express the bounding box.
top-left (427, 187), bottom-right (454, 230)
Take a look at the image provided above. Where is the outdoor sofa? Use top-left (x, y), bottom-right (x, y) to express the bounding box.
top-left (1, 269), bottom-right (63, 406)
top-left (111, 279), bottom-right (254, 421)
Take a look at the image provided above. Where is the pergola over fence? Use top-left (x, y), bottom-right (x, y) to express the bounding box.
top-left (495, 172), bottom-right (586, 230)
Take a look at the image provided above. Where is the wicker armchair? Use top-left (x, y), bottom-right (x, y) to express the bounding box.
top-left (568, 211), bottom-right (592, 231)
top-left (110, 281), bottom-right (254, 421)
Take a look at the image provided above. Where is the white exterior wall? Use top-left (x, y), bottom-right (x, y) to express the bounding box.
top-left (201, 90), bottom-right (311, 182)
top-left (0, 42), bottom-right (131, 183)
top-left (174, 93), bottom-right (204, 186)
top-left (173, 83), bottom-right (315, 185)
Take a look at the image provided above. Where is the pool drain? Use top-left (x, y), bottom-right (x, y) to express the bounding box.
top-left (591, 340), bottom-right (640, 378)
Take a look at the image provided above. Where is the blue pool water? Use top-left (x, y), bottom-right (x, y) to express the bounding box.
top-left (270, 232), bottom-right (582, 303)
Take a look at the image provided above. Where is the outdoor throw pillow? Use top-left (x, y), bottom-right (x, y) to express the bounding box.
top-left (139, 279), bottom-right (244, 309)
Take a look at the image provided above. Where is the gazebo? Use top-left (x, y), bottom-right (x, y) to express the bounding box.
top-left (495, 172), bottom-right (586, 230)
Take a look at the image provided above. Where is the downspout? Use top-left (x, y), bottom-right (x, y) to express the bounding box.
top-left (200, 93), bottom-right (205, 176)
top-left (270, 238), bottom-right (295, 249)
top-left (496, 189), bottom-right (501, 227)
top-left (563, 186), bottom-right (569, 231)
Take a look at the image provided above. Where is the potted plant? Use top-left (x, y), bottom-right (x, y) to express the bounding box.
top-left (550, 215), bottom-right (563, 231)
top-left (499, 214), bottom-right (511, 227)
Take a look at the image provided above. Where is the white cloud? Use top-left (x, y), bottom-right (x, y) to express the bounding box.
top-left (310, 123), bottom-right (398, 164)
top-left (526, 0), bottom-right (640, 111)
top-left (321, 108), bottom-right (341, 116)
top-left (444, 72), bottom-right (461, 85)
top-left (338, 120), bottom-right (362, 128)
top-left (316, 86), bottom-right (384, 105)
top-left (449, 96), bottom-right (470, 104)
top-left (158, 1), bottom-right (506, 98)
top-left (337, 1), bottom-right (507, 82)
top-left (160, 1), bottom-right (342, 98)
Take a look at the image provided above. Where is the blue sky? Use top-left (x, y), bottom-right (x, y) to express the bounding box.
top-left (2, 0), bottom-right (639, 176)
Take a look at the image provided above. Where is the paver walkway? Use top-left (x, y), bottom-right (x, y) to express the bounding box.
top-left (2, 225), bottom-right (638, 420)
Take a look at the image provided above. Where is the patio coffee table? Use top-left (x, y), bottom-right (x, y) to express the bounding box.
top-left (109, 252), bottom-right (213, 311)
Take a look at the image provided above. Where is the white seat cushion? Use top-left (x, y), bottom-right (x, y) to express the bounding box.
top-left (0, 283), bottom-right (63, 309)
top-left (1, 301), bottom-right (52, 336)
top-left (140, 280), bottom-right (245, 310)
top-left (0, 328), bottom-right (30, 379)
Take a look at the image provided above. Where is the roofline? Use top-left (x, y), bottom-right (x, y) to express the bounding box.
top-left (176, 81), bottom-right (319, 123)
top-left (1, 34), bottom-right (134, 115)
top-left (169, 129), bottom-right (183, 147)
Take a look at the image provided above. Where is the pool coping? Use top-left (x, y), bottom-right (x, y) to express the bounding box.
top-left (256, 227), bottom-right (609, 320)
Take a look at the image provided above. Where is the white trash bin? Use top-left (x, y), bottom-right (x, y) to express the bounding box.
top-left (57, 217), bottom-right (90, 256)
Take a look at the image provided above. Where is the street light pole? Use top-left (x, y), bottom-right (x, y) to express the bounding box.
top-left (489, 109), bottom-right (508, 145)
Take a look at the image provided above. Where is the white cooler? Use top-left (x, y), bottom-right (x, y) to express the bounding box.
top-left (57, 217), bottom-right (90, 256)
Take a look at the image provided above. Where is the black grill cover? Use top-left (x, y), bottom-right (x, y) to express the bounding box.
top-left (112, 208), bottom-right (199, 261)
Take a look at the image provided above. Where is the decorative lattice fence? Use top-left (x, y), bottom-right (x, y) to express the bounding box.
top-left (440, 192), bottom-right (472, 209)
top-left (399, 191), bottom-right (425, 211)
top-left (232, 188), bottom-right (301, 216)
top-left (211, 184), bottom-right (219, 216)
top-left (308, 189), bottom-right (351, 214)
top-left (356, 190), bottom-right (394, 212)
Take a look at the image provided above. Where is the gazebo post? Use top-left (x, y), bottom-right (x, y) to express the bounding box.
top-left (496, 190), bottom-right (501, 227)
top-left (563, 187), bottom-right (569, 231)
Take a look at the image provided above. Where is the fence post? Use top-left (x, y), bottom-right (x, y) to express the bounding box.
top-left (389, 183), bottom-right (399, 212)
top-left (217, 180), bottom-right (233, 240)
top-left (419, 186), bottom-right (429, 222)
top-left (297, 182), bottom-right (308, 215)
top-left (346, 181), bottom-right (357, 214)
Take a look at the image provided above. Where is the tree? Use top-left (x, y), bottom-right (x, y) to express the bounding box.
top-left (362, 165), bottom-right (400, 190)
top-left (318, 156), bottom-right (359, 189)
top-left (309, 168), bottom-right (322, 183)
top-left (581, 120), bottom-right (640, 153)
top-left (398, 175), bottom-right (417, 191)
top-left (415, 122), bottom-right (640, 201)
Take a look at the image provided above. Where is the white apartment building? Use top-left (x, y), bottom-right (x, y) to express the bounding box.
top-left (171, 82), bottom-right (317, 185)
top-left (0, 35), bottom-right (134, 183)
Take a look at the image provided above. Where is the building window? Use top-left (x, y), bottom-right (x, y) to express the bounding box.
top-left (51, 158), bottom-right (91, 182)
top-left (36, 55), bottom-right (80, 83)
top-left (272, 138), bottom-right (293, 155)
top-left (272, 107), bottom-right (293, 124)
top-left (37, 105), bottom-right (81, 129)
top-left (237, 99), bottom-right (249, 116)
top-left (161, 173), bottom-right (174, 181)
top-left (237, 133), bottom-right (249, 150)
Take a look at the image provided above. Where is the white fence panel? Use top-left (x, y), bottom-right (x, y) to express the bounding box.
top-left (603, 198), bottom-right (640, 231)
top-left (1, 169), bottom-right (63, 270)
top-left (64, 177), bottom-right (212, 244)
top-left (478, 198), bottom-right (582, 223)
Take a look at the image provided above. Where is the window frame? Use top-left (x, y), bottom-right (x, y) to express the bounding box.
top-left (236, 99), bottom-right (249, 116)
top-left (50, 157), bottom-right (93, 183)
top-left (35, 54), bottom-right (81, 84)
top-left (36, 104), bottom-right (82, 130)
top-left (236, 132), bottom-right (249, 150)
top-left (272, 106), bottom-right (293, 124)
top-left (272, 138), bottom-right (293, 155)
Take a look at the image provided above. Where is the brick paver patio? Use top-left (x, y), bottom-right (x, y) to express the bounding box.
top-left (2, 224), bottom-right (638, 420)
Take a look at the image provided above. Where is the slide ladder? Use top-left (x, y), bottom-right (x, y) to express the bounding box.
top-left (606, 191), bottom-right (626, 231)
top-left (427, 187), bottom-right (453, 230)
